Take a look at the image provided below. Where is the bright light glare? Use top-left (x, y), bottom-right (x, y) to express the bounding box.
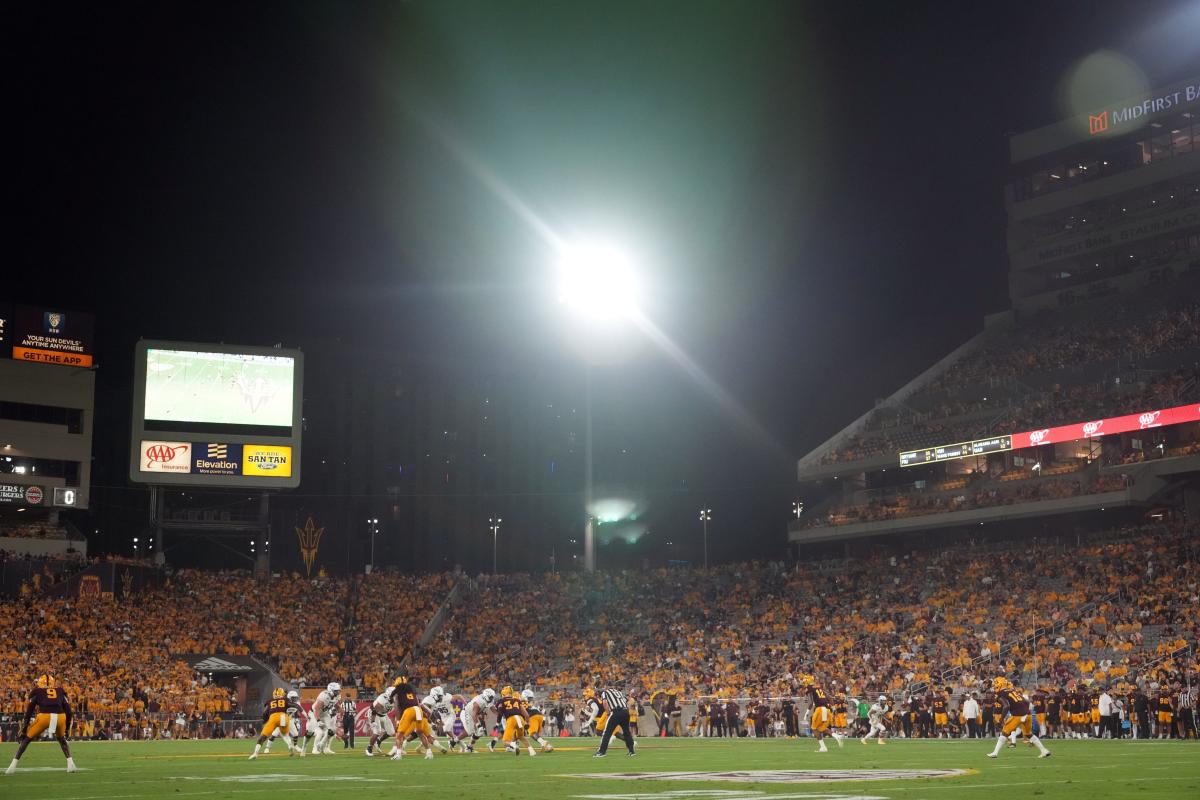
top-left (587, 496), bottom-right (638, 524)
top-left (556, 241), bottom-right (640, 322)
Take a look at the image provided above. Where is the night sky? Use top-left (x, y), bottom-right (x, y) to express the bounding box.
top-left (9, 1), bottom-right (1200, 566)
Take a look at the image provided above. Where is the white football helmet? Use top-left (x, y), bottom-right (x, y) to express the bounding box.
top-left (521, 689), bottom-right (535, 703)
top-left (878, 695), bottom-right (888, 703)
top-left (384, 686), bottom-right (396, 700)
top-left (287, 690), bottom-right (299, 701)
top-left (430, 686), bottom-right (445, 702)
top-left (327, 682), bottom-right (341, 694)
top-left (482, 688), bottom-right (496, 703)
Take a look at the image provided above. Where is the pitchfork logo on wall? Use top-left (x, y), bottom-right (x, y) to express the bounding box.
top-left (295, 516), bottom-right (325, 576)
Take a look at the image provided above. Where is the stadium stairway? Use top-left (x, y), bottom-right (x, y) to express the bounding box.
top-left (395, 574), bottom-right (467, 674)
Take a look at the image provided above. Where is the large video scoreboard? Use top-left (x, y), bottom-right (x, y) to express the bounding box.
top-left (128, 341), bottom-right (303, 488)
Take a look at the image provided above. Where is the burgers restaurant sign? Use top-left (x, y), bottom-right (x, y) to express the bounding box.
top-left (1011, 75), bottom-right (1200, 163)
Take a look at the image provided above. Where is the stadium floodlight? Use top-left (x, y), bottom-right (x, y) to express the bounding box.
top-left (554, 237), bottom-right (646, 572)
top-left (367, 518), bottom-right (381, 573)
top-left (489, 517), bottom-right (502, 575)
top-left (555, 240), bottom-right (641, 324)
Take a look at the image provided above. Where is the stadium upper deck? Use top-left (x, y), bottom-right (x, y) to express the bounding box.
top-left (791, 76), bottom-right (1200, 548)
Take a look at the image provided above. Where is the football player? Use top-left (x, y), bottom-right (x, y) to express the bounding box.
top-left (449, 693), bottom-right (467, 750)
top-left (489, 686), bottom-right (517, 752)
top-left (249, 687), bottom-right (290, 760)
top-left (580, 687), bottom-right (603, 737)
top-left (365, 686), bottom-right (396, 756)
top-left (987, 678), bottom-right (1050, 759)
top-left (309, 682), bottom-right (341, 755)
top-left (419, 686), bottom-right (454, 753)
top-left (496, 685), bottom-right (536, 756)
top-left (799, 674), bottom-right (844, 752)
top-left (460, 688), bottom-right (496, 753)
top-left (265, 689), bottom-right (308, 756)
top-left (522, 688), bottom-right (554, 752)
top-left (861, 695), bottom-right (888, 745)
top-left (6, 674), bottom-right (77, 774)
top-left (931, 688), bottom-right (950, 738)
top-left (391, 675), bottom-right (435, 760)
top-left (284, 690), bottom-right (312, 756)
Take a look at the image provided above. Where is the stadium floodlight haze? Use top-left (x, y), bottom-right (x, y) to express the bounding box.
top-left (554, 238), bottom-right (644, 572)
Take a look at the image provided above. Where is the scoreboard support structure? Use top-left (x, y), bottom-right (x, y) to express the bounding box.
top-left (148, 485), bottom-right (272, 571)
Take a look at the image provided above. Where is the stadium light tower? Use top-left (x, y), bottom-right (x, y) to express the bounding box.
top-left (489, 516), bottom-right (502, 574)
top-left (367, 518), bottom-right (380, 573)
top-left (555, 238), bottom-right (641, 572)
top-left (699, 508), bottom-right (712, 568)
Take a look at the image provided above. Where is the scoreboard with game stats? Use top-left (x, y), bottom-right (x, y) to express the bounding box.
top-left (899, 435), bottom-right (1013, 467)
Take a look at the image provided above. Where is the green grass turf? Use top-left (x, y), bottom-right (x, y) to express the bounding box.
top-left (2, 736), bottom-right (1197, 800)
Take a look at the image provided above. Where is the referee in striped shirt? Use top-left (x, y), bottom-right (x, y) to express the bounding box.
top-left (340, 697), bottom-right (357, 749)
top-left (594, 688), bottom-right (636, 757)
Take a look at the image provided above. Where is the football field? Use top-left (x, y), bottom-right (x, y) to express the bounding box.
top-left (2, 737), bottom-right (1197, 800)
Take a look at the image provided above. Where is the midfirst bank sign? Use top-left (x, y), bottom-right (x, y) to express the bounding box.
top-left (1088, 83), bottom-right (1200, 135)
top-left (1011, 75), bottom-right (1200, 163)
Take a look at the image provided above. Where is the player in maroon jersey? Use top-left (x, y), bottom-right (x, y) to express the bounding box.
top-left (6, 674), bottom-right (77, 774)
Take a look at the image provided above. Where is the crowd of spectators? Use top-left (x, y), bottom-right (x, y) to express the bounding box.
top-left (0, 523), bottom-right (71, 540)
top-left (0, 522), bottom-right (1194, 741)
top-left (817, 303), bottom-right (1200, 467)
top-left (802, 472), bottom-right (1129, 530)
top-left (343, 571), bottom-right (454, 691)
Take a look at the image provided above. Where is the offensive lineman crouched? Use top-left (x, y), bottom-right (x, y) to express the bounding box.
top-left (6, 674), bottom-right (77, 774)
top-left (249, 688), bottom-right (290, 759)
top-left (461, 688), bottom-right (496, 753)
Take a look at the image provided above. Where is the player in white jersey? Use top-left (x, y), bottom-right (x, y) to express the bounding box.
top-left (419, 686), bottom-right (456, 753)
top-left (460, 688), bottom-right (495, 753)
top-left (364, 687), bottom-right (396, 756)
top-left (861, 695), bottom-right (888, 745)
top-left (309, 682), bottom-right (341, 755)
